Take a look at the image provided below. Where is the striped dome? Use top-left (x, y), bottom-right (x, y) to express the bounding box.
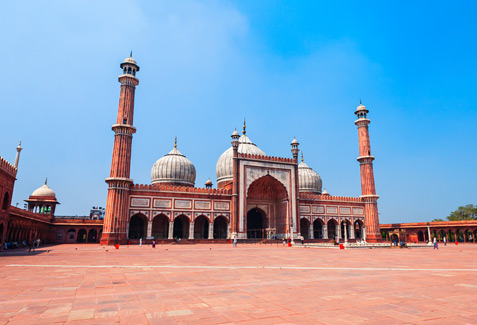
top-left (216, 134), bottom-right (265, 184)
top-left (151, 146), bottom-right (196, 186)
top-left (298, 159), bottom-right (322, 194)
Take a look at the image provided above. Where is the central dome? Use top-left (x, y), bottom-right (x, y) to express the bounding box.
top-left (151, 142), bottom-right (196, 186)
top-left (216, 131), bottom-right (266, 185)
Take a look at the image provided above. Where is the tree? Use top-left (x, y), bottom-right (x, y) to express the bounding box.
top-left (431, 218), bottom-right (445, 222)
top-left (446, 204), bottom-right (477, 221)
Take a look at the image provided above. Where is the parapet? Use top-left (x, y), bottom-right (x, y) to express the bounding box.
top-left (0, 156), bottom-right (17, 178)
top-left (132, 183), bottom-right (232, 195)
top-left (299, 192), bottom-right (361, 202)
top-left (237, 153), bottom-right (295, 164)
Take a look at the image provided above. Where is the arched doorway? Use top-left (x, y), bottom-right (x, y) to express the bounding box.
top-left (340, 220), bottom-right (350, 240)
top-left (2, 192), bottom-right (9, 210)
top-left (448, 230), bottom-right (455, 242)
top-left (417, 230), bottom-right (424, 242)
top-left (129, 214), bottom-right (146, 239)
top-left (173, 215), bottom-right (189, 239)
top-left (247, 208), bottom-right (266, 239)
top-left (194, 216), bottom-right (209, 239)
top-left (88, 229), bottom-right (98, 243)
top-left (213, 216), bottom-right (227, 239)
top-left (327, 219), bottom-right (337, 240)
top-left (151, 214), bottom-right (169, 239)
top-left (77, 229), bottom-right (87, 243)
top-left (456, 229), bottom-right (464, 242)
top-left (246, 175), bottom-right (289, 238)
top-left (0, 223), bottom-right (4, 247)
top-left (300, 219), bottom-right (310, 239)
top-left (313, 219), bottom-right (323, 239)
top-left (66, 228), bottom-right (76, 243)
top-left (354, 220), bottom-right (363, 239)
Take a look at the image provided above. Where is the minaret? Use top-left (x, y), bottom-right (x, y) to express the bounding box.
top-left (291, 137), bottom-right (300, 240)
top-left (14, 140), bottom-right (22, 169)
top-left (355, 102), bottom-right (381, 242)
top-left (101, 53), bottom-right (140, 245)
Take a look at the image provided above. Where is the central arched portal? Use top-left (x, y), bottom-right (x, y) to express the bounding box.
top-left (246, 175), bottom-right (289, 239)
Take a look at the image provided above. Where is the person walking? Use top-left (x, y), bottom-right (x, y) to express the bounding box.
top-left (443, 236), bottom-right (447, 246)
top-left (433, 237), bottom-right (438, 250)
top-left (233, 237), bottom-right (237, 248)
top-left (152, 240), bottom-right (156, 248)
top-left (139, 237), bottom-right (142, 247)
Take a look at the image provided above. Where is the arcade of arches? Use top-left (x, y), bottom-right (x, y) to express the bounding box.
top-left (300, 217), bottom-right (365, 241)
top-left (128, 213), bottom-right (230, 240)
top-left (381, 221), bottom-right (477, 243)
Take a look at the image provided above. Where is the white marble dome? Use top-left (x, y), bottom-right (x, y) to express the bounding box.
top-left (216, 133), bottom-right (266, 184)
top-left (31, 181), bottom-right (56, 197)
top-left (151, 145), bottom-right (196, 186)
top-left (298, 157), bottom-right (322, 194)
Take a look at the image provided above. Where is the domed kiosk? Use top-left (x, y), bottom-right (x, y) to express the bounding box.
top-left (25, 178), bottom-right (60, 215)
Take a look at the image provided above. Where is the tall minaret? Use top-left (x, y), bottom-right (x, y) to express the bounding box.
top-left (101, 53), bottom-right (140, 245)
top-left (355, 102), bottom-right (381, 243)
top-left (14, 140), bottom-right (22, 169)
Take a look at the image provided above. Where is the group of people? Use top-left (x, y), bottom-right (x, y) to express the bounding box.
top-left (3, 238), bottom-right (40, 251)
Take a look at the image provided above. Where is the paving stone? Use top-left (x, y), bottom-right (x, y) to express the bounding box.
top-left (1, 243), bottom-right (477, 323)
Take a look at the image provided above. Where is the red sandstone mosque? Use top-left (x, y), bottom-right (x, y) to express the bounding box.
top-left (99, 54), bottom-right (381, 245)
top-left (1, 54), bottom-right (476, 249)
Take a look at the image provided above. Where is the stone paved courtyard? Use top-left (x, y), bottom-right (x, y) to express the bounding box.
top-left (1, 243), bottom-right (477, 324)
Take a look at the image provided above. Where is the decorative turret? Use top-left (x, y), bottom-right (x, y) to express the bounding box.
top-left (205, 178), bottom-right (213, 189)
top-left (25, 178), bottom-right (60, 215)
top-left (291, 137), bottom-right (299, 162)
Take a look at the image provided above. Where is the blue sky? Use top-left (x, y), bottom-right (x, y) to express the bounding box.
top-left (1, 1), bottom-right (475, 223)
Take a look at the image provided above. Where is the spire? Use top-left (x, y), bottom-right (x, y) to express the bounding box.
top-left (14, 140), bottom-right (22, 169)
top-left (242, 119), bottom-right (246, 135)
top-left (45, 177), bottom-right (48, 185)
top-left (174, 136), bottom-right (177, 148)
top-left (301, 151), bottom-right (304, 162)
top-left (130, 50), bottom-right (133, 58)
top-left (360, 98), bottom-right (362, 105)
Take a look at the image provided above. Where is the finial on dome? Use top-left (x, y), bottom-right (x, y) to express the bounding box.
top-left (130, 50), bottom-right (133, 58)
top-left (301, 151), bottom-right (304, 162)
top-left (243, 119), bottom-right (246, 135)
top-left (45, 177), bottom-right (48, 185)
top-left (360, 98), bottom-right (362, 105)
top-left (174, 136), bottom-right (177, 148)
top-left (18, 140), bottom-right (22, 148)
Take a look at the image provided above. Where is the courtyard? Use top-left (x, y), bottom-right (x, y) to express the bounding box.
top-left (1, 243), bottom-right (477, 324)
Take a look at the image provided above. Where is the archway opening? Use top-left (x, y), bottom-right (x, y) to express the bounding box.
top-left (246, 175), bottom-right (289, 238)
top-left (194, 216), bottom-right (209, 239)
top-left (152, 214), bottom-right (169, 239)
top-left (340, 220), bottom-right (350, 240)
top-left (129, 214), bottom-right (146, 239)
top-left (173, 215), bottom-right (189, 239)
top-left (327, 219), bottom-right (337, 239)
top-left (213, 216), bottom-right (227, 239)
top-left (313, 219), bottom-right (323, 239)
top-left (77, 229), bottom-right (87, 243)
top-left (88, 229), bottom-right (98, 243)
top-left (417, 230), bottom-right (424, 242)
top-left (247, 208), bottom-right (266, 239)
top-left (2, 192), bottom-right (9, 210)
top-left (66, 228), bottom-right (76, 243)
top-left (354, 220), bottom-right (363, 239)
top-left (300, 219), bottom-right (310, 239)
